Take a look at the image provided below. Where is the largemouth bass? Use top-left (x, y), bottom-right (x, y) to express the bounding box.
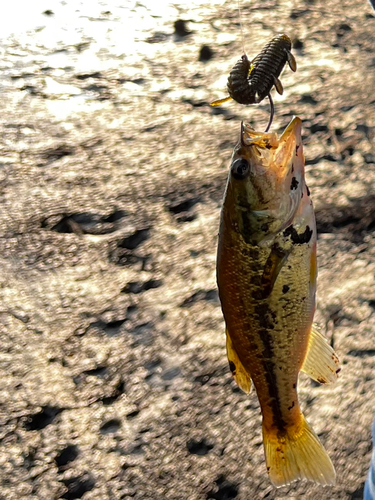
top-left (217, 117), bottom-right (340, 487)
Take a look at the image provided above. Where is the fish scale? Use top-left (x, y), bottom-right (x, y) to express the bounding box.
top-left (218, 214), bottom-right (311, 431)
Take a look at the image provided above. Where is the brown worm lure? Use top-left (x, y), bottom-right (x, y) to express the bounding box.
top-left (211, 34), bottom-right (297, 131)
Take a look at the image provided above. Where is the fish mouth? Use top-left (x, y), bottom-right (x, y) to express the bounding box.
top-left (278, 116), bottom-right (302, 150)
top-left (241, 116), bottom-right (301, 145)
top-left (239, 117), bottom-right (302, 180)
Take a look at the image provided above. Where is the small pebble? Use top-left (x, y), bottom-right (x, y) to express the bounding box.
top-left (293, 38), bottom-right (304, 50)
top-left (199, 45), bottom-right (214, 62)
top-left (174, 19), bottom-right (191, 37)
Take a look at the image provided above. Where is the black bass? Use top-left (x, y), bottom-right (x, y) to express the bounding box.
top-left (216, 117), bottom-right (340, 487)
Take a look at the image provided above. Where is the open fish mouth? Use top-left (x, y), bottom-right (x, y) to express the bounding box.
top-left (241, 116), bottom-right (302, 146)
top-left (239, 117), bottom-right (302, 179)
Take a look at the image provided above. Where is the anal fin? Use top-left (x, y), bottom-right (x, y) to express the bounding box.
top-left (301, 325), bottom-right (340, 384)
top-left (226, 330), bottom-right (251, 394)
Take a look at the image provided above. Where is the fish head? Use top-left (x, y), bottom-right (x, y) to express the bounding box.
top-left (224, 117), bottom-right (305, 245)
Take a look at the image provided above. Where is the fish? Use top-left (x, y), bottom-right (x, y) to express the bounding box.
top-left (216, 117), bottom-right (340, 487)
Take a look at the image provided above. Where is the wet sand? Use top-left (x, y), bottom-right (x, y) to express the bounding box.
top-left (0, 1), bottom-right (374, 499)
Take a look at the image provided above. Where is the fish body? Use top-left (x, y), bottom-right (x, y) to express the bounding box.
top-left (216, 117), bottom-right (339, 487)
top-left (211, 34), bottom-right (296, 107)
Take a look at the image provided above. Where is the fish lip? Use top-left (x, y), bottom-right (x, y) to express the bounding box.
top-left (240, 116), bottom-right (301, 149)
top-left (280, 116), bottom-right (302, 143)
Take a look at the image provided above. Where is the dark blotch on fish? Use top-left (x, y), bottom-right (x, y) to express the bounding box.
top-left (282, 285), bottom-right (290, 294)
top-left (288, 401), bottom-right (295, 410)
top-left (296, 145), bottom-right (300, 155)
top-left (306, 185), bottom-right (310, 196)
top-left (258, 323), bottom-right (288, 431)
top-left (290, 177), bottom-right (299, 190)
top-left (283, 225), bottom-right (313, 244)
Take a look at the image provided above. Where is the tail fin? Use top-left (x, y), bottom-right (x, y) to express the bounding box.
top-left (262, 415), bottom-right (336, 487)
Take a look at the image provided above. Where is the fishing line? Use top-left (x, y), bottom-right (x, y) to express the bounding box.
top-left (212, 2), bottom-right (294, 132)
top-left (236, 0), bottom-right (274, 132)
top-left (237, 0), bottom-right (246, 55)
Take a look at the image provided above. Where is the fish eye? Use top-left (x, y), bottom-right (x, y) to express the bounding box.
top-left (231, 158), bottom-right (250, 180)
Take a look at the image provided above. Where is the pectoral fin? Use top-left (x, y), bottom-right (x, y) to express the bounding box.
top-left (226, 330), bottom-right (251, 394)
top-left (261, 244), bottom-right (291, 297)
top-left (273, 76), bottom-right (284, 95)
top-left (301, 326), bottom-right (340, 384)
top-left (210, 96), bottom-right (232, 106)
